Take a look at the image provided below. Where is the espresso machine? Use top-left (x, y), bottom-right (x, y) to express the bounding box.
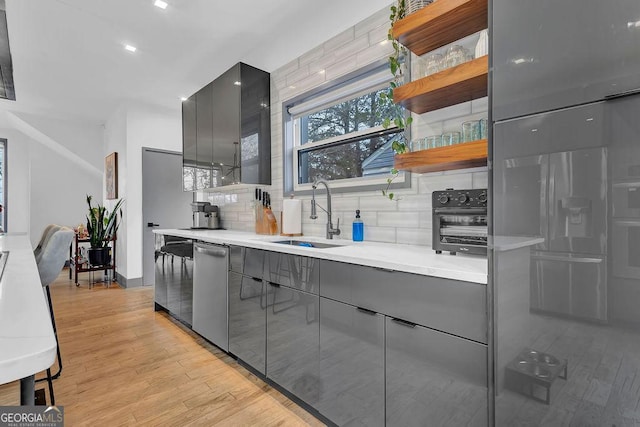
top-left (191, 202), bottom-right (220, 229)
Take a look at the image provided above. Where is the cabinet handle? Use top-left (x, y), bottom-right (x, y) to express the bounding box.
top-left (356, 307), bottom-right (377, 316)
top-left (605, 87), bottom-right (640, 101)
top-left (373, 267), bottom-right (395, 273)
top-left (252, 277), bottom-right (262, 283)
top-left (268, 281), bottom-right (280, 288)
top-left (147, 222), bottom-right (160, 227)
top-left (392, 317), bottom-right (417, 328)
top-left (194, 245), bottom-right (227, 257)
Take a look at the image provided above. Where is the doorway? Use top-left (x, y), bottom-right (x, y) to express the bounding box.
top-left (142, 148), bottom-right (192, 286)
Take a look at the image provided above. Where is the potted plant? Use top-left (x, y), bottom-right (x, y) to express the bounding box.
top-left (85, 195), bottom-right (124, 266)
top-left (379, 0), bottom-right (413, 201)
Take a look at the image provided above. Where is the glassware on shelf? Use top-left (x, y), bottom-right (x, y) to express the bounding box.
top-left (424, 53), bottom-right (444, 76)
top-left (410, 138), bottom-right (427, 151)
top-left (480, 118), bottom-right (488, 139)
top-left (413, 56), bottom-right (427, 79)
top-left (425, 135), bottom-right (442, 149)
top-left (462, 121), bottom-right (481, 142)
top-left (444, 45), bottom-right (472, 69)
top-left (441, 131), bottom-right (461, 146)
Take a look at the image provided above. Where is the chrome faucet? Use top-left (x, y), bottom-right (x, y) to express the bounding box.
top-left (310, 179), bottom-right (341, 239)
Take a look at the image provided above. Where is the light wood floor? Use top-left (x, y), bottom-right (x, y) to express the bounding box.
top-left (0, 270), bottom-right (326, 426)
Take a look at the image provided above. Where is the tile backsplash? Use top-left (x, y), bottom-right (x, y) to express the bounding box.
top-left (200, 6), bottom-right (488, 246)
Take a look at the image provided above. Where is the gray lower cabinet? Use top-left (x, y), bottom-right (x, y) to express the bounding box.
top-left (317, 297), bottom-right (385, 427)
top-left (228, 271), bottom-right (266, 374)
top-left (154, 235), bottom-right (193, 326)
top-left (266, 283), bottom-right (320, 406)
top-left (385, 317), bottom-right (488, 427)
top-left (320, 260), bottom-right (487, 344)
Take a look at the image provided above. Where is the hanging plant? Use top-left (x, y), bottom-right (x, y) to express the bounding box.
top-left (379, 0), bottom-right (413, 201)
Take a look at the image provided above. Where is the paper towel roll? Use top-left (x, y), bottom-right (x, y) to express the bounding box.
top-left (282, 198), bottom-right (302, 235)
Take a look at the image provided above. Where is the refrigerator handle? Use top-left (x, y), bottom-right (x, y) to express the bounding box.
top-left (532, 253), bottom-right (603, 264)
top-left (540, 157), bottom-right (550, 248)
top-left (605, 88), bottom-right (640, 101)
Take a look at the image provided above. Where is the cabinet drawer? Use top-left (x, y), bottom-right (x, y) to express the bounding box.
top-left (265, 252), bottom-right (320, 294)
top-left (229, 246), bottom-right (265, 278)
top-left (266, 285), bottom-right (320, 406)
top-left (318, 297), bottom-right (384, 426)
top-left (386, 317), bottom-right (487, 427)
top-left (228, 271), bottom-right (266, 374)
top-left (320, 260), bottom-right (487, 343)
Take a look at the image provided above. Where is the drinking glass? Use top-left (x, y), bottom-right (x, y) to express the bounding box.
top-left (425, 135), bottom-right (442, 149)
top-left (462, 121), bottom-right (481, 142)
top-left (479, 118), bottom-right (488, 139)
top-left (424, 53), bottom-right (444, 76)
top-left (444, 45), bottom-right (470, 69)
top-left (441, 131), bottom-right (461, 146)
top-left (410, 139), bottom-right (422, 151)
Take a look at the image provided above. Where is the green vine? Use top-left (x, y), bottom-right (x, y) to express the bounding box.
top-left (379, 0), bottom-right (412, 201)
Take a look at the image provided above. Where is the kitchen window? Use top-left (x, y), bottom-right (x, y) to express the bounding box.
top-left (283, 62), bottom-right (411, 193)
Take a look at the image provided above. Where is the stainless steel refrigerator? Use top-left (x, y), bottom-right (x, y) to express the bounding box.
top-left (492, 0), bottom-right (640, 424)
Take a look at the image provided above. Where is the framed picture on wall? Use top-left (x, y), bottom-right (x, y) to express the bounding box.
top-left (105, 152), bottom-right (118, 199)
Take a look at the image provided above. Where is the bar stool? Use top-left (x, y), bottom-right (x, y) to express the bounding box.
top-left (34, 226), bottom-right (74, 405)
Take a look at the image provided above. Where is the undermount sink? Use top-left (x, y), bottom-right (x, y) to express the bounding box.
top-left (272, 240), bottom-right (343, 249)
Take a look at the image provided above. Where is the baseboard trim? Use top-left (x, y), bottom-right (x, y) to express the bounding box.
top-left (115, 272), bottom-right (143, 288)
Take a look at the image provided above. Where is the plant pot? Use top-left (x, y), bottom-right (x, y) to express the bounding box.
top-left (88, 247), bottom-right (111, 267)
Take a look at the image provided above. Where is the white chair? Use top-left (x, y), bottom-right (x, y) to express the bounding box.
top-left (34, 226), bottom-right (74, 405)
top-left (33, 224), bottom-right (61, 264)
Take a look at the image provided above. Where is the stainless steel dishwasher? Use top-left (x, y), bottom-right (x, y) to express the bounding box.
top-left (193, 242), bottom-right (229, 351)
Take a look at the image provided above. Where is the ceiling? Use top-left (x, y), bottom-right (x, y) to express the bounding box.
top-left (0, 0), bottom-right (391, 124)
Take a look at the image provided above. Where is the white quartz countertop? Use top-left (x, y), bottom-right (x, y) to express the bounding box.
top-left (0, 234), bottom-right (56, 385)
top-left (154, 229), bottom-right (489, 284)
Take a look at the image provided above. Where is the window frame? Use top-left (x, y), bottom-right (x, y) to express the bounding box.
top-left (282, 60), bottom-right (411, 195)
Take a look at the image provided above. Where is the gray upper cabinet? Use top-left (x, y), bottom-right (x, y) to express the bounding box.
top-left (492, 0), bottom-right (640, 121)
top-left (182, 62), bottom-right (271, 190)
top-left (195, 82), bottom-right (214, 189)
top-left (182, 95), bottom-right (197, 191)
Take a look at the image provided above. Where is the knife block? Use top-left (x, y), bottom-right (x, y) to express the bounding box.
top-left (255, 203), bottom-right (278, 235)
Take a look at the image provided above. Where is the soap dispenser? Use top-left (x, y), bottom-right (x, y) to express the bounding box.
top-left (352, 210), bottom-right (364, 242)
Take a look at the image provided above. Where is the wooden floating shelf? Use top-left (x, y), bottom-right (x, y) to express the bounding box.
top-left (392, 0), bottom-right (488, 56)
top-left (393, 55), bottom-right (488, 114)
top-left (394, 139), bottom-right (487, 174)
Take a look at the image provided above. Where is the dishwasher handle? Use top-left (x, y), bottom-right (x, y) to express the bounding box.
top-left (194, 244), bottom-right (228, 258)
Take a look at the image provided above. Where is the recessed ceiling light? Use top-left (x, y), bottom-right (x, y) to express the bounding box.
top-left (124, 44), bottom-right (137, 53)
top-left (233, 81), bottom-right (241, 86)
top-left (180, 97), bottom-right (187, 101)
top-left (318, 69), bottom-right (326, 75)
top-left (627, 20), bottom-right (640, 28)
top-left (154, 0), bottom-right (168, 9)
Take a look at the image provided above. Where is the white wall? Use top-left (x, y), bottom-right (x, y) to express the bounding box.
top-left (0, 112), bottom-right (103, 247)
top-left (104, 102), bottom-right (182, 282)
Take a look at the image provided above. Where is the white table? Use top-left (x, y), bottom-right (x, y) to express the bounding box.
top-left (0, 233), bottom-right (57, 405)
